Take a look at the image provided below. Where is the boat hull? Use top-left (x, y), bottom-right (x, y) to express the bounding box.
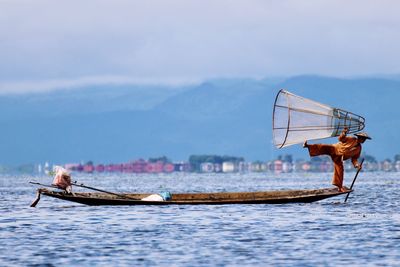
top-left (36, 187), bottom-right (351, 206)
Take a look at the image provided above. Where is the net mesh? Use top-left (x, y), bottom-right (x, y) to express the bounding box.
top-left (273, 90), bottom-right (365, 148)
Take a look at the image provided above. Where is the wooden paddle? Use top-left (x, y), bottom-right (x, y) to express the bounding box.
top-left (71, 181), bottom-right (139, 200)
top-left (29, 181), bottom-right (59, 207)
top-left (30, 190), bottom-right (41, 207)
top-left (344, 158), bottom-right (365, 203)
top-left (29, 181), bottom-right (58, 188)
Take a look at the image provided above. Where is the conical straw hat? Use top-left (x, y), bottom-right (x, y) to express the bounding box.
top-left (354, 132), bottom-right (371, 140)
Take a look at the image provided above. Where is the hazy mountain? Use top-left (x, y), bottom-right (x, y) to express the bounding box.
top-left (0, 76), bottom-right (399, 165)
top-left (0, 84), bottom-right (190, 121)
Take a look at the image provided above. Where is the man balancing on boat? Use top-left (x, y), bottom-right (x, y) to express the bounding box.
top-left (303, 127), bottom-right (371, 192)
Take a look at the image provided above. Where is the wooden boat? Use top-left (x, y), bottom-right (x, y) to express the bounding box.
top-left (32, 187), bottom-right (352, 206)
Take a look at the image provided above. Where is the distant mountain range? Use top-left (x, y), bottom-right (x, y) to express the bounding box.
top-left (1, 75), bottom-right (398, 165)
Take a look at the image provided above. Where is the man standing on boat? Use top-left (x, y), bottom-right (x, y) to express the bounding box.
top-left (303, 127), bottom-right (371, 192)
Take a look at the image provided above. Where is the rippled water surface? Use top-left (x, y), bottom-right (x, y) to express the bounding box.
top-left (1, 172), bottom-right (399, 266)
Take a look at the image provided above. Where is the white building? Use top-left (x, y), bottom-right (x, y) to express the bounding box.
top-left (222, 162), bottom-right (236, 173)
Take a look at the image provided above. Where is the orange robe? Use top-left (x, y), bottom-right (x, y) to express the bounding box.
top-left (307, 132), bottom-right (361, 188)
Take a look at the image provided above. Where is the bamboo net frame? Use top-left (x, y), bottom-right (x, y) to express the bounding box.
top-left (273, 89), bottom-right (365, 148)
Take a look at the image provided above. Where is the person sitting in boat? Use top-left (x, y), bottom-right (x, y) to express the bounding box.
top-left (303, 127), bottom-right (371, 192)
top-left (52, 166), bottom-right (72, 194)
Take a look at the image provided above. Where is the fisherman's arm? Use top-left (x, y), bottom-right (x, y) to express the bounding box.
top-left (352, 157), bottom-right (362, 170)
top-left (338, 127), bottom-right (349, 142)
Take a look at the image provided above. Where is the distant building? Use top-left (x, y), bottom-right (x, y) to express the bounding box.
top-left (163, 163), bottom-right (174, 173)
top-left (95, 164), bottom-right (105, 172)
top-left (381, 160), bottom-right (393, 172)
top-left (83, 164), bottom-right (94, 173)
top-left (49, 152), bottom-right (400, 175)
top-left (174, 162), bottom-right (191, 172)
top-left (201, 162), bottom-right (214, 173)
top-left (222, 162), bottom-right (236, 173)
top-left (123, 163), bottom-right (134, 173)
top-left (363, 161), bottom-right (378, 172)
top-left (301, 162), bottom-right (311, 172)
top-left (250, 162), bottom-right (268, 172)
top-left (237, 162), bottom-right (250, 172)
top-left (395, 161), bottom-right (400, 172)
top-left (273, 160), bottom-right (283, 173)
top-left (282, 161), bottom-right (293, 173)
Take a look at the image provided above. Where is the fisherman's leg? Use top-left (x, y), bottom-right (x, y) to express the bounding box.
top-left (307, 144), bottom-right (336, 157)
top-left (332, 157), bottom-right (345, 191)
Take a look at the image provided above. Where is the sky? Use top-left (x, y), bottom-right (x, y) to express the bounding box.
top-left (1, 0), bottom-right (399, 94)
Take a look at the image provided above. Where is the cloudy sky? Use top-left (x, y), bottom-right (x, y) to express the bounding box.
top-left (1, 0), bottom-right (399, 93)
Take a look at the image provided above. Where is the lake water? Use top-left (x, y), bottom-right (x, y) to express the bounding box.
top-left (1, 172), bottom-right (399, 266)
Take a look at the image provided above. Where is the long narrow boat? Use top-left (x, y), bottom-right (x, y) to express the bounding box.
top-left (32, 187), bottom-right (351, 206)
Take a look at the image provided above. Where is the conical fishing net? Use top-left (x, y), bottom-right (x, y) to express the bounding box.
top-left (273, 89), bottom-right (365, 148)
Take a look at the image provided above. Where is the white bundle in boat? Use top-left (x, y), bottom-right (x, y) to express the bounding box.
top-left (141, 194), bottom-right (164, 201)
top-left (141, 192), bottom-right (171, 201)
top-left (273, 89), bottom-right (365, 148)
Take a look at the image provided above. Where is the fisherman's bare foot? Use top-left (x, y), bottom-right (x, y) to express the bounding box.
top-left (303, 141), bottom-right (308, 148)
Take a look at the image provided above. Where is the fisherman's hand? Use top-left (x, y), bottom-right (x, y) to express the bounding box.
top-left (354, 164), bottom-right (362, 171)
